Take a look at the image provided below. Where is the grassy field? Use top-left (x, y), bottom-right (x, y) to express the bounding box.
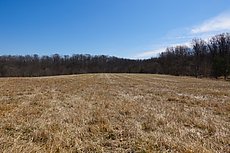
top-left (0, 74), bottom-right (229, 153)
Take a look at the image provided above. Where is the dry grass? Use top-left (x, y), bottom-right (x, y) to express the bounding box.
top-left (0, 74), bottom-right (229, 153)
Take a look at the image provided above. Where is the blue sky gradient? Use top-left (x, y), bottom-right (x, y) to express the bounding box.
top-left (0, 0), bottom-right (230, 58)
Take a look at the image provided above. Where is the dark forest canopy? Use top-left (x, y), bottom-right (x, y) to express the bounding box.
top-left (0, 33), bottom-right (230, 79)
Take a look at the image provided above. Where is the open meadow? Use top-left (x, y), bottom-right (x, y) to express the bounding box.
top-left (0, 74), bottom-right (229, 153)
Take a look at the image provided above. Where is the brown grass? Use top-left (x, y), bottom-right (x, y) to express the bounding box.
top-left (0, 74), bottom-right (229, 152)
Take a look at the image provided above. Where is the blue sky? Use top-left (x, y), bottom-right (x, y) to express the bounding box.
top-left (0, 0), bottom-right (230, 59)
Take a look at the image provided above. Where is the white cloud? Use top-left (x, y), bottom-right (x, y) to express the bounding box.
top-left (134, 42), bottom-right (192, 59)
top-left (135, 48), bottom-right (166, 59)
top-left (135, 11), bottom-right (230, 59)
top-left (191, 12), bottom-right (230, 34)
top-left (170, 42), bottom-right (192, 48)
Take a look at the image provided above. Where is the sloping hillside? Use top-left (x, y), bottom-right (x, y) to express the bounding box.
top-left (0, 74), bottom-right (229, 152)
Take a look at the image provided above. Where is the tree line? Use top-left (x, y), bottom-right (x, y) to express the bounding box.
top-left (158, 33), bottom-right (230, 79)
top-left (0, 33), bottom-right (229, 79)
top-left (0, 54), bottom-right (144, 76)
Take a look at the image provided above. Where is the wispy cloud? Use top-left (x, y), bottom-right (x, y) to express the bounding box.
top-left (191, 12), bottom-right (230, 34)
top-left (134, 42), bottom-right (192, 59)
top-left (134, 48), bottom-right (165, 59)
top-left (134, 11), bottom-right (230, 59)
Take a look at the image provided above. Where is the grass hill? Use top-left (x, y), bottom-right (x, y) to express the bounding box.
top-left (0, 74), bottom-right (229, 152)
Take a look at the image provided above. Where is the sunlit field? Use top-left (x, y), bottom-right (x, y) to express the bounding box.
top-left (0, 74), bottom-right (229, 152)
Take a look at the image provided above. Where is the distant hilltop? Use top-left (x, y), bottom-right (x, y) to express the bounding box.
top-left (0, 33), bottom-right (229, 80)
